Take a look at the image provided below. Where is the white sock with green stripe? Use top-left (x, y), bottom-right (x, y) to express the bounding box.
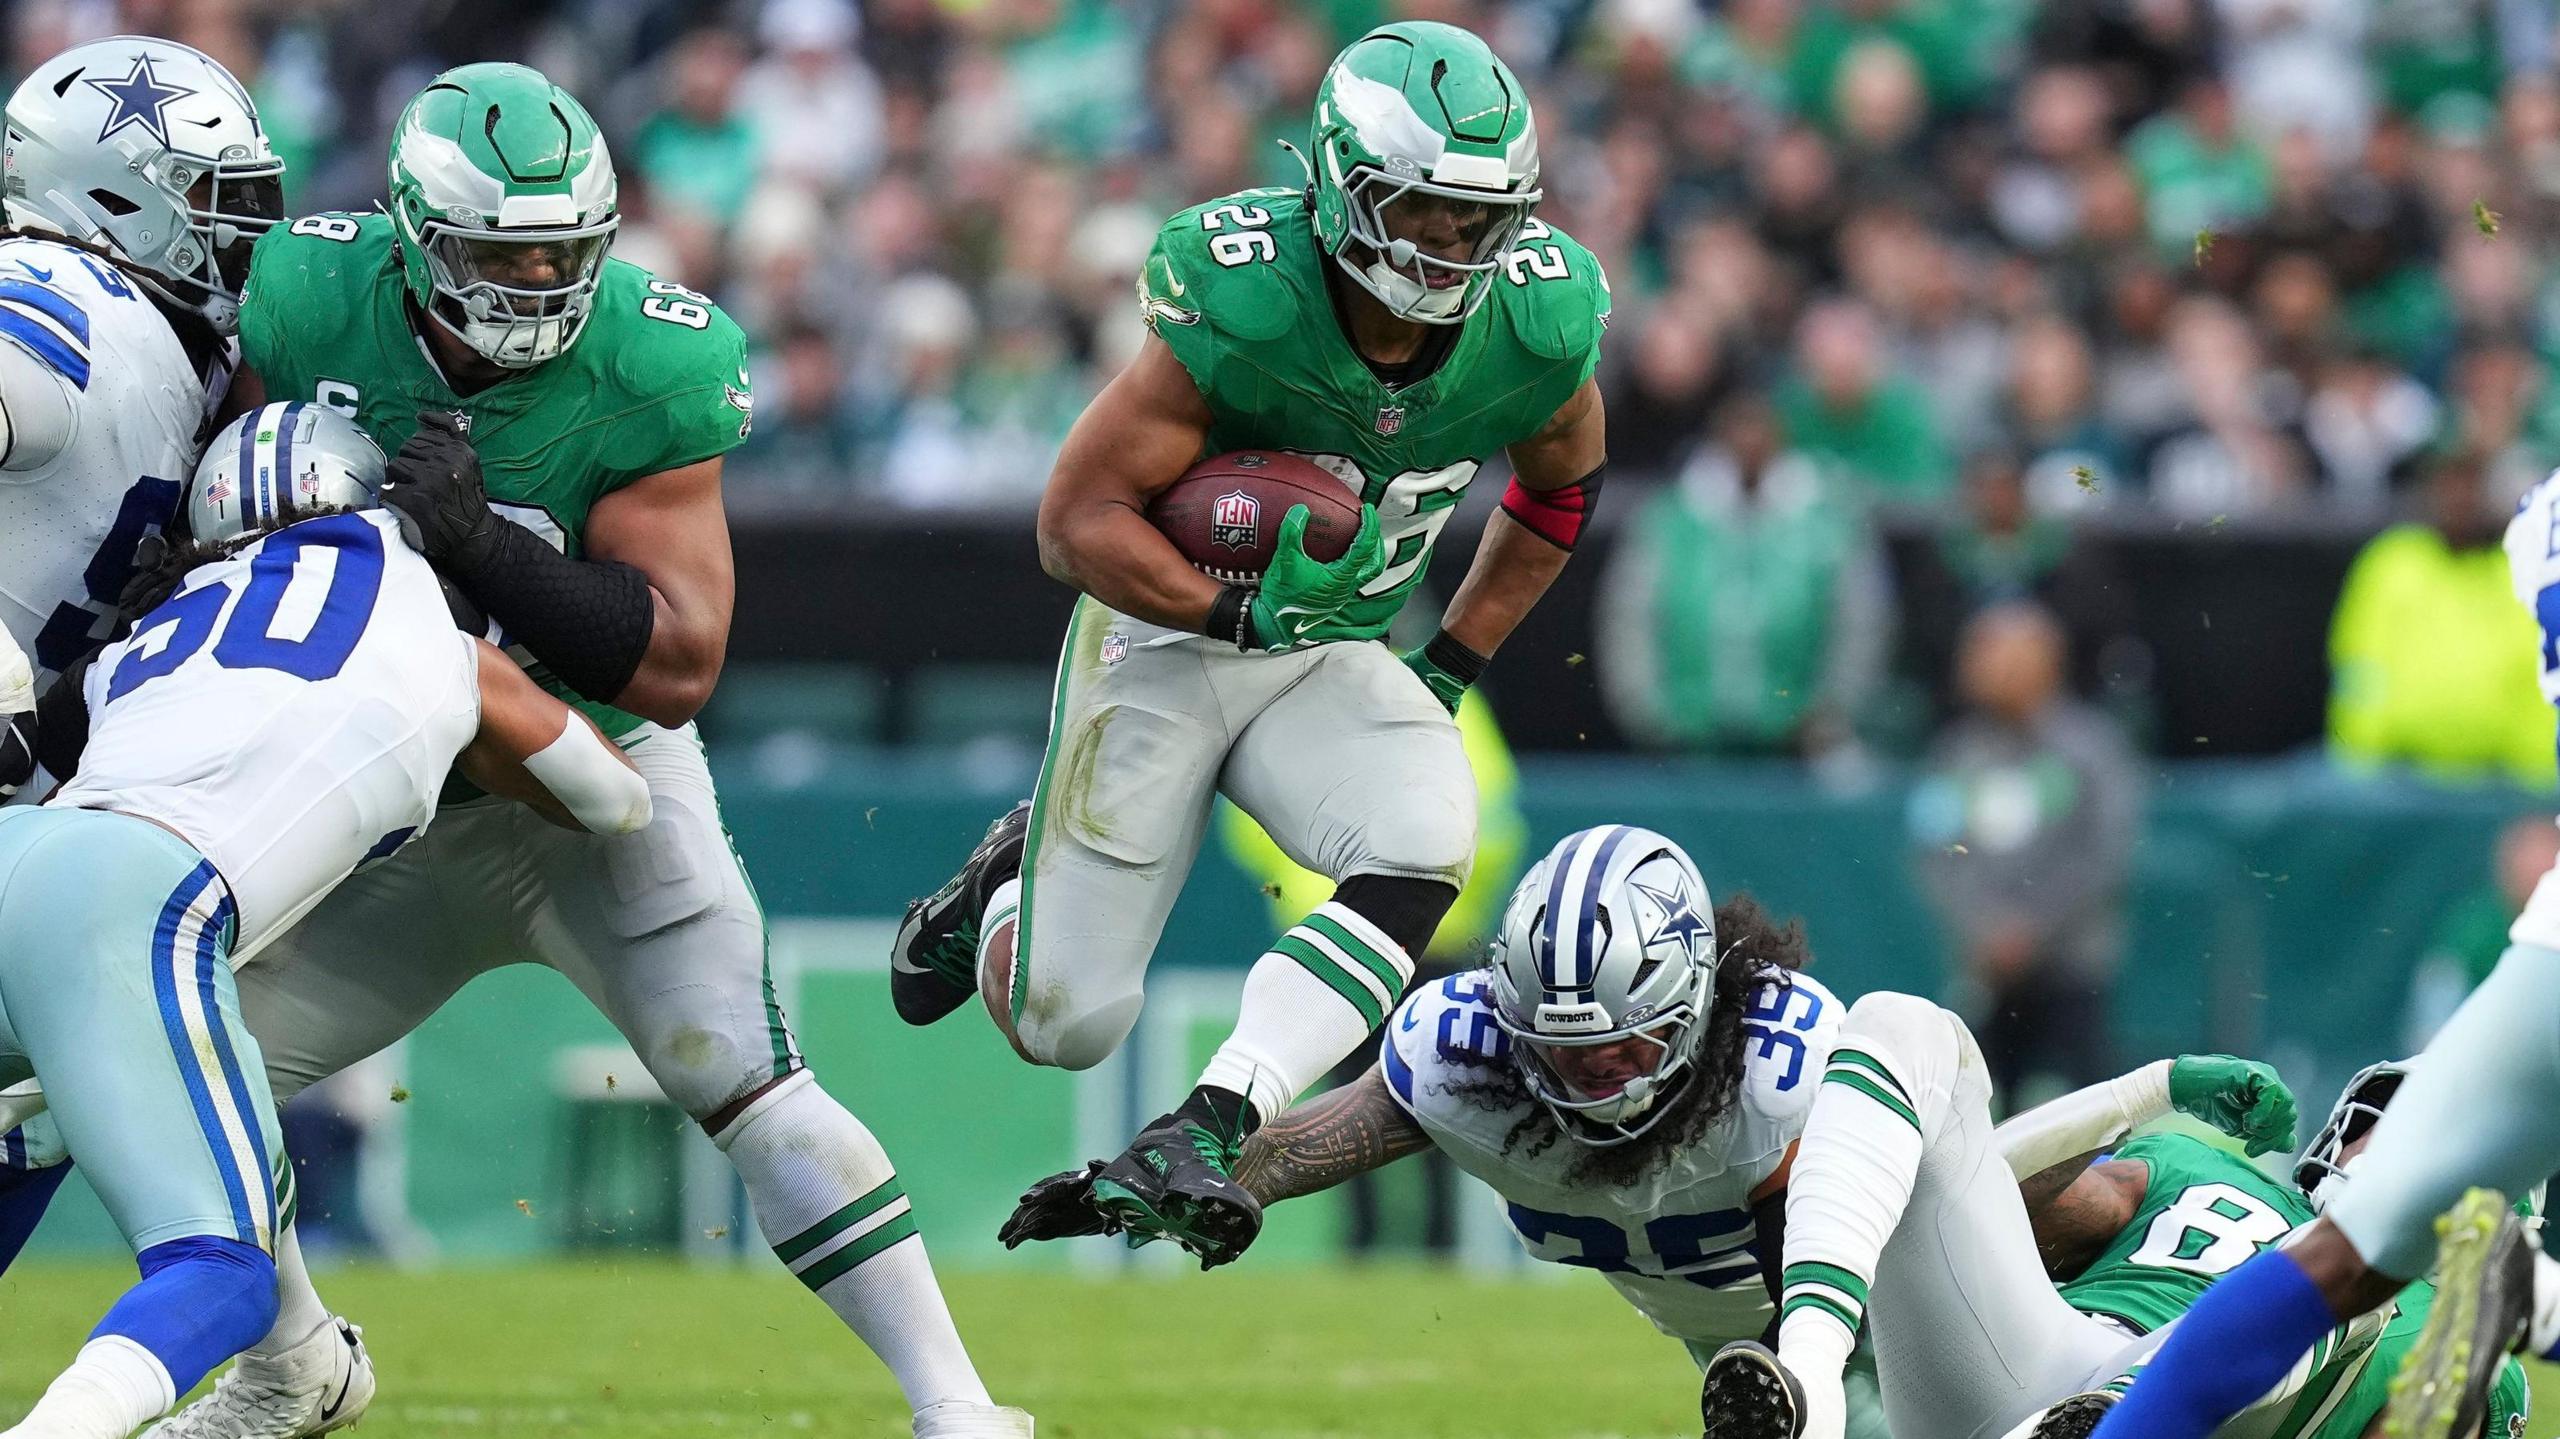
top-left (1198, 901), bottom-right (1415, 1122)
top-left (1777, 1008), bottom-right (1942, 1435)
top-left (712, 1070), bottom-right (990, 1412)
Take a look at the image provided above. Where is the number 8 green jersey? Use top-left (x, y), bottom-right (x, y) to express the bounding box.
top-left (1138, 187), bottom-right (1608, 633)
top-left (238, 213), bottom-right (754, 741)
top-left (2060, 1133), bottom-right (2317, 1335)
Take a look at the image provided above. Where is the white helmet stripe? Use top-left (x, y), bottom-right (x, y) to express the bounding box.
top-left (1542, 823), bottom-right (1630, 999)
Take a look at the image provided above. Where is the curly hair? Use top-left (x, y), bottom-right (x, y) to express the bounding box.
top-left (117, 503), bottom-right (362, 623)
top-left (1437, 890), bottom-right (1814, 1189)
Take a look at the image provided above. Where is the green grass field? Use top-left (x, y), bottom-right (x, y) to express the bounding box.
top-left (9, 1262), bottom-right (2557, 1438)
top-left (2, 1262), bottom-right (1705, 1438)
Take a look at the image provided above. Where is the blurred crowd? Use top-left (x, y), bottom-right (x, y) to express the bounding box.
top-left (16, 0), bottom-right (2560, 784)
top-left (26, 0), bottom-right (2560, 519)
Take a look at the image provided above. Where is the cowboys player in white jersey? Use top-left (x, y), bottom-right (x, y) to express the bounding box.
top-left (0, 35), bottom-right (276, 692)
top-left (1150, 825), bottom-right (2297, 1439)
top-left (0, 31), bottom-right (281, 1250)
top-left (0, 402), bottom-right (649, 1439)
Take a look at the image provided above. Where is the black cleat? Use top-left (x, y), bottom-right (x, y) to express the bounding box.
top-left (889, 800), bottom-right (1029, 1026)
top-left (2016, 1391), bottom-right (2118, 1439)
top-left (1087, 1111), bottom-right (1263, 1269)
top-left (1701, 1341), bottom-right (1805, 1439)
top-left (997, 1160), bottom-right (1120, 1249)
top-left (2385, 1188), bottom-right (2534, 1439)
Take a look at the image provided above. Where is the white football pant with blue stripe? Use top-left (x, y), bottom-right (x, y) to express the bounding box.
top-left (0, 805), bottom-right (280, 1257)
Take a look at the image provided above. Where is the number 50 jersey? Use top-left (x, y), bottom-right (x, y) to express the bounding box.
top-left (53, 510), bottom-right (481, 961)
top-left (1383, 967), bottom-right (1841, 1344)
top-left (0, 236), bottom-right (218, 678)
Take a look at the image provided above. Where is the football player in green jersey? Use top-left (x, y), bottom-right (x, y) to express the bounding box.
top-left (155, 65), bottom-right (1030, 1439)
top-left (893, 19), bottom-right (1610, 1266)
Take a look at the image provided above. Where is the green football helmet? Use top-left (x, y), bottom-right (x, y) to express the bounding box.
top-left (1307, 21), bottom-right (1541, 325)
top-left (387, 63), bottom-right (617, 369)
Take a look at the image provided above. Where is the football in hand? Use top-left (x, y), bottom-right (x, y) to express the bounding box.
top-left (1146, 451), bottom-right (1360, 585)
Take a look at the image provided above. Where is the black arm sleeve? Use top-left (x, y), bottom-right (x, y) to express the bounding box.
top-left (1753, 1185), bottom-right (1788, 1347)
top-left (444, 521), bottom-right (656, 706)
top-left (29, 652), bottom-right (93, 782)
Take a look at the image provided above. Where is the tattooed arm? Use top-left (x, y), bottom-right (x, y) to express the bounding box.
top-left (2027, 1157), bottom-right (2151, 1282)
top-left (1234, 1064), bottom-right (1437, 1205)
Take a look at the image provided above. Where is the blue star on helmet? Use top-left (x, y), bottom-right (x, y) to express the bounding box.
top-left (1632, 881), bottom-right (1711, 962)
top-left (86, 54), bottom-right (195, 148)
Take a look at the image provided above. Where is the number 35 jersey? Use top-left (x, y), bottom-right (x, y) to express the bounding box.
top-left (1383, 968), bottom-right (1842, 1344)
top-left (54, 510), bottom-right (480, 960)
top-left (1140, 189), bottom-right (1608, 634)
top-left (0, 237), bottom-right (216, 678)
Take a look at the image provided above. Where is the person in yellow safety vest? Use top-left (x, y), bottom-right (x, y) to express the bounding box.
top-left (1217, 688), bottom-right (1528, 1255)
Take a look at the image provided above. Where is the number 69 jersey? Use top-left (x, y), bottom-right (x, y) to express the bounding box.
top-left (239, 212), bottom-right (751, 746)
top-left (52, 510), bottom-right (480, 961)
top-left (0, 236), bottom-right (215, 678)
top-left (1383, 968), bottom-right (1841, 1344)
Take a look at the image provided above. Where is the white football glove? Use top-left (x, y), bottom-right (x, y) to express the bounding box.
top-left (0, 627), bottom-right (29, 716)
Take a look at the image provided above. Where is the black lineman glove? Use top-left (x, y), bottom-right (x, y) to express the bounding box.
top-left (998, 1161), bottom-right (1123, 1248)
top-left (381, 410), bottom-right (503, 573)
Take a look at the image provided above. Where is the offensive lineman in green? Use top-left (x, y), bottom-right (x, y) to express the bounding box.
top-left (154, 65), bottom-right (1030, 1439)
top-left (889, 19), bottom-right (1609, 1264)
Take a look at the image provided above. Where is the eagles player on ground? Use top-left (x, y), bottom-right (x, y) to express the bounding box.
top-left (0, 32), bottom-right (283, 1235)
top-left (1, 403), bottom-right (652, 1439)
top-left (1197, 824), bottom-right (2308, 1439)
top-left (137, 65), bottom-right (1028, 1439)
top-left (894, 19), bottom-right (1609, 1264)
top-left (1702, 993), bottom-right (2526, 1439)
top-left (2086, 466), bottom-right (2560, 1439)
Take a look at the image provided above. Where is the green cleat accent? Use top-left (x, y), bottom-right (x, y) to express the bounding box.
top-left (1087, 1114), bottom-right (1262, 1268)
top-left (2384, 1188), bottom-right (2529, 1439)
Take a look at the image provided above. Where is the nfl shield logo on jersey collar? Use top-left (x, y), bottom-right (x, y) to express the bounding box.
top-left (1210, 489), bottom-right (1260, 551)
top-left (1374, 405), bottom-right (1405, 436)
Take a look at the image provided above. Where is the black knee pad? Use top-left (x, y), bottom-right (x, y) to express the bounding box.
top-left (1333, 873), bottom-right (1461, 960)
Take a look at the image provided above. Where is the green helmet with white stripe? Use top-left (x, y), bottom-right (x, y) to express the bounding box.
top-left (387, 63), bottom-right (617, 369)
top-left (1307, 21), bottom-right (1542, 325)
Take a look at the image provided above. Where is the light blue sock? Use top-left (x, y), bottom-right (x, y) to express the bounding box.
top-left (94, 1235), bottom-right (279, 1394)
top-left (2092, 1248), bottom-right (2337, 1439)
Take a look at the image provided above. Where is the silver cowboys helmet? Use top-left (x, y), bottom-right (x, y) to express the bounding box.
top-left (190, 401), bottom-right (385, 544)
top-left (1489, 824), bottom-right (1721, 1147)
top-left (3, 37), bottom-right (284, 334)
top-left (2295, 1058), bottom-right (2410, 1213)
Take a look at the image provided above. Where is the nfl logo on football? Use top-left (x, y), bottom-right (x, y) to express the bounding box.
top-left (1210, 489), bottom-right (1260, 551)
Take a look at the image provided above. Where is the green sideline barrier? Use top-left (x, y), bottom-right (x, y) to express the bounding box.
top-left (21, 753), bottom-right (2540, 1263)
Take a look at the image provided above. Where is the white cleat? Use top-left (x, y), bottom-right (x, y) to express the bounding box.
top-left (912, 1400), bottom-right (1035, 1438)
top-left (144, 1317), bottom-right (374, 1438)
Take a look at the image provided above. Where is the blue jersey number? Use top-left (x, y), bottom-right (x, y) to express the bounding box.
top-left (1741, 980), bottom-right (1825, 1092)
top-left (1506, 1203), bottom-right (1760, 1288)
top-left (1430, 974), bottom-right (1510, 1065)
top-left (32, 475), bottom-right (182, 672)
top-left (109, 515), bottom-right (386, 701)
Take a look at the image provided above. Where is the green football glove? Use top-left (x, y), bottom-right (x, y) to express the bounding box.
top-left (2168, 1055), bottom-right (2299, 1157)
top-left (1401, 632), bottom-right (1490, 715)
top-left (1404, 648), bottom-right (1468, 713)
top-left (1247, 503), bottom-right (1385, 651)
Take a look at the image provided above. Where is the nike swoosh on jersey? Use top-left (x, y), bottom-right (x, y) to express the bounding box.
top-left (13, 262), bottom-right (51, 282)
